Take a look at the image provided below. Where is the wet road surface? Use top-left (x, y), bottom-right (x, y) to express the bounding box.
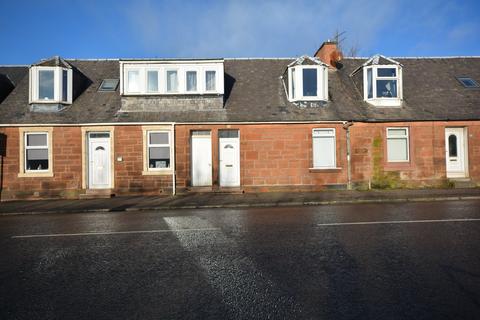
top-left (1, 200), bottom-right (480, 319)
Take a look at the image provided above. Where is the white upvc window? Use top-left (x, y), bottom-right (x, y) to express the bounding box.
top-left (205, 70), bottom-right (216, 92)
top-left (146, 69), bottom-right (160, 93)
top-left (312, 128), bottom-right (336, 168)
top-left (29, 66), bottom-right (72, 104)
top-left (166, 69), bottom-right (179, 93)
top-left (386, 127), bottom-right (409, 162)
top-left (126, 69), bottom-right (141, 93)
top-left (25, 132), bottom-right (49, 172)
top-left (147, 131), bottom-right (171, 170)
top-left (120, 61), bottom-right (224, 95)
top-left (288, 65), bottom-right (328, 102)
top-left (186, 70), bottom-right (198, 92)
top-left (364, 65), bottom-right (402, 106)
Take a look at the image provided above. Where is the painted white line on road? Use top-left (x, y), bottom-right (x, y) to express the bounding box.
top-left (12, 227), bottom-right (221, 239)
top-left (317, 218), bottom-right (480, 227)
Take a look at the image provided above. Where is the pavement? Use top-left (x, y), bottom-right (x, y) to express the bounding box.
top-left (1, 187), bottom-right (480, 215)
top-left (1, 200), bottom-right (479, 319)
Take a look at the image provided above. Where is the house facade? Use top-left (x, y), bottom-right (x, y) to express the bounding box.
top-left (0, 42), bottom-right (479, 200)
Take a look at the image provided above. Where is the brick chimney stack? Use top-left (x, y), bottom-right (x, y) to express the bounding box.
top-left (314, 41), bottom-right (343, 68)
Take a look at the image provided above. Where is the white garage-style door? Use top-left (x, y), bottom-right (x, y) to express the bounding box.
top-left (191, 131), bottom-right (212, 187)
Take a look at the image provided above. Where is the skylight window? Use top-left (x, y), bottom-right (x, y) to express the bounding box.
top-left (98, 79), bottom-right (119, 92)
top-left (457, 77), bottom-right (479, 88)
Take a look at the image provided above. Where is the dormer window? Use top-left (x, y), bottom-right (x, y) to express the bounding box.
top-left (286, 56), bottom-right (328, 102)
top-left (120, 60), bottom-right (224, 96)
top-left (29, 66), bottom-right (72, 104)
top-left (359, 55), bottom-right (403, 107)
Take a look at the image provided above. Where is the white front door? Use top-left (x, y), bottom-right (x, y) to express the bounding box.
top-left (445, 128), bottom-right (467, 178)
top-left (88, 133), bottom-right (111, 189)
top-left (219, 131), bottom-right (240, 187)
top-left (191, 131), bottom-right (212, 186)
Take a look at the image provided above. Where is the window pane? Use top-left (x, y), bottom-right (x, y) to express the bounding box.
top-left (367, 68), bottom-right (373, 99)
top-left (147, 71), bottom-right (158, 92)
top-left (39, 70), bottom-right (54, 100)
top-left (127, 70), bottom-right (139, 92)
top-left (149, 132), bottom-right (169, 144)
top-left (27, 134), bottom-right (47, 147)
top-left (167, 70), bottom-right (178, 92)
top-left (62, 70), bottom-right (68, 101)
top-left (219, 130), bottom-right (239, 138)
top-left (313, 129), bottom-right (334, 136)
top-left (448, 134), bottom-right (457, 157)
top-left (186, 71), bottom-right (197, 91)
top-left (291, 68), bottom-right (296, 98)
top-left (388, 128), bottom-right (407, 136)
top-left (26, 149), bottom-right (49, 170)
top-left (387, 138), bottom-right (408, 161)
top-left (206, 71), bottom-right (216, 91)
top-left (149, 146), bottom-right (170, 168)
top-left (377, 68), bottom-right (396, 77)
top-left (313, 136), bottom-right (335, 168)
top-left (376, 79), bottom-right (397, 98)
top-left (303, 68), bottom-right (317, 96)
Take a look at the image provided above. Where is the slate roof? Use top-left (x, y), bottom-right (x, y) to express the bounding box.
top-left (0, 56), bottom-right (479, 124)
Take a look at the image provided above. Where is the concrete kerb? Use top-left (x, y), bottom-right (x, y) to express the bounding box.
top-left (2, 194), bottom-right (480, 216)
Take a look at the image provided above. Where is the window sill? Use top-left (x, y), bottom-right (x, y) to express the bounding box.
top-left (18, 172), bottom-right (54, 178)
top-left (142, 170), bottom-right (173, 176)
top-left (309, 167), bottom-right (342, 173)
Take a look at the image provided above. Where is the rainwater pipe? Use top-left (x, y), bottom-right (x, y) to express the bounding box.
top-left (172, 122), bottom-right (176, 196)
top-left (343, 121), bottom-right (354, 190)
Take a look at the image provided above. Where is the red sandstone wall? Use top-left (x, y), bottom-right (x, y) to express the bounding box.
top-left (1, 121), bottom-right (479, 200)
top-left (0, 127), bottom-right (83, 199)
top-left (175, 123), bottom-right (348, 192)
top-left (114, 126), bottom-right (172, 195)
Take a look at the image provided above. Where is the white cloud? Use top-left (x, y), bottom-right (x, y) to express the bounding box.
top-left (122, 0), bottom-right (400, 58)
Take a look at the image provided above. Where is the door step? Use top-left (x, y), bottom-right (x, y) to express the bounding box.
top-left (79, 189), bottom-right (115, 199)
top-left (449, 178), bottom-right (477, 189)
top-left (182, 186), bottom-right (244, 194)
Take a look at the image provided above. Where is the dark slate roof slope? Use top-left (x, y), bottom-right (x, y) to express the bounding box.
top-left (0, 60), bottom-right (120, 124)
top-left (0, 66), bottom-right (28, 104)
top-left (341, 57), bottom-right (480, 121)
top-left (0, 57), bottom-right (480, 124)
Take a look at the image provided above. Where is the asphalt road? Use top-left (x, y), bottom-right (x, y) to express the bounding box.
top-left (1, 200), bottom-right (479, 320)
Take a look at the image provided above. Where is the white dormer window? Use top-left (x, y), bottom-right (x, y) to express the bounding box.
top-left (29, 66), bottom-right (72, 104)
top-left (287, 63), bottom-right (328, 102)
top-left (120, 60), bottom-right (224, 96)
top-left (363, 64), bottom-right (402, 107)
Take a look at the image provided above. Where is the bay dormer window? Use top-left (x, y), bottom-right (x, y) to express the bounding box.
top-left (120, 60), bottom-right (224, 96)
top-left (360, 55), bottom-right (403, 107)
top-left (286, 56), bottom-right (328, 102)
top-left (29, 63), bottom-right (73, 105)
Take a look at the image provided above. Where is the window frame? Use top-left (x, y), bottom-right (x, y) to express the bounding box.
top-left (363, 64), bottom-right (402, 106)
top-left (165, 68), bottom-right (179, 93)
top-left (146, 69), bottom-right (160, 93)
top-left (185, 69), bottom-right (199, 93)
top-left (142, 126), bottom-right (173, 175)
top-left (288, 65), bottom-right (328, 102)
top-left (386, 127), bottom-right (410, 163)
top-left (205, 70), bottom-right (217, 92)
top-left (18, 127), bottom-right (54, 178)
top-left (312, 128), bottom-right (336, 169)
top-left (29, 66), bottom-right (72, 104)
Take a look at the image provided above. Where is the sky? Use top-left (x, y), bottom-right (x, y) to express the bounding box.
top-left (1, 0), bottom-right (480, 64)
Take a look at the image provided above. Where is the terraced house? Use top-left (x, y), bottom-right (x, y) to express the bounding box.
top-left (0, 41), bottom-right (479, 200)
